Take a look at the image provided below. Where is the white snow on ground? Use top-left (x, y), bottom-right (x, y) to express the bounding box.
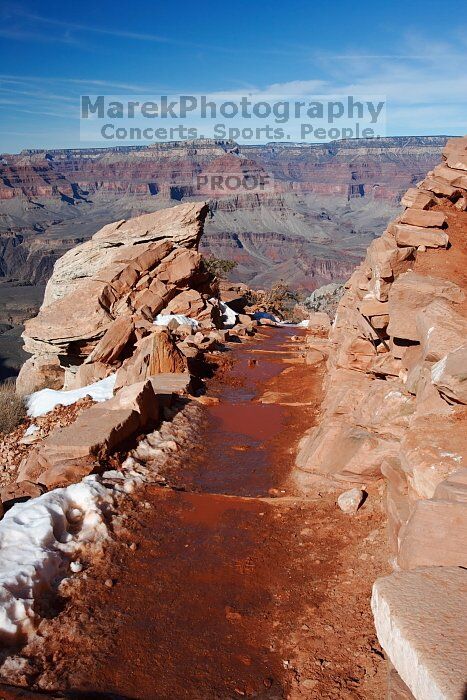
top-left (153, 313), bottom-right (199, 329)
top-left (24, 424), bottom-right (39, 436)
top-left (26, 374), bottom-right (116, 419)
top-left (0, 476), bottom-right (114, 640)
top-left (297, 319), bottom-right (310, 327)
top-left (217, 300), bottom-right (237, 328)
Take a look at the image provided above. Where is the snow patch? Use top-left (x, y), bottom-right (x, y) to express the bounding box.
top-left (217, 300), bottom-right (237, 328)
top-left (431, 355), bottom-right (448, 384)
top-left (0, 475), bottom-right (114, 641)
top-left (26, 374), bottom-right (116, 418)
top-left (439, 451), bottom-right (462, 462)
top-left (24, 424), bottom-right (39, 437)
top-left (153, 314), bottom-right (199, 329)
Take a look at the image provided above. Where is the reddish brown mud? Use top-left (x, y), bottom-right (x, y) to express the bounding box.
top-left (1, 328), bottom-right (388, 699)
top-left (162, 327), bottom-right (319, 497)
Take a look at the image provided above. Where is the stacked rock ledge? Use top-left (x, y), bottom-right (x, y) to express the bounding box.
top-left (296, 136), bottom-right (467, 699)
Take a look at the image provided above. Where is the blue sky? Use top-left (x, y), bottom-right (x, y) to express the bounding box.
top-left (0, 0), bottom-right (466, 151)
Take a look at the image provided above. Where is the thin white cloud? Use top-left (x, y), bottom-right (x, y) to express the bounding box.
top-left (0, 27), bottom-right (465, 149)
top-left (0, 27), bottom-right (82, 45)
top-left (4, 9), bottom-right (306, 57)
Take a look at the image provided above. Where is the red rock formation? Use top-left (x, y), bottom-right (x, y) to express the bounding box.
top-left (297, 136), bottom-right (467, 699)
top-left (1, 137), bottom-right (447, 202)
top-left (17, 201), bottom-right (216, 394)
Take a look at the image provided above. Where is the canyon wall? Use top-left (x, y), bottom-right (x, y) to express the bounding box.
top-left (0, 137), bottom-right (448, 292)
top-left (297, 137), bottom-right (467, 699)
top-left (1, 137), bottom-right (448, 202)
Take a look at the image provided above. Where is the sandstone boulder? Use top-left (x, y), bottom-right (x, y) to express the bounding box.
top-left (296, 419), bottom-right (396, 483)
top-left (397, 498), bottom-right (467, 569)
top-left (443, 136), bottom-right (467, 171)
top-left (18, 379), bottom-right (161, 489)
top-left (400, 413), bottom-right (467, 499)
top-left (335, 334), bottom-right (386, 373)
top-left (23, 279), bottom-right (112, 357)
top-left (420, 175), bottom-right (461, 199)
top-left (306, 312), bottom-right (331, 332)
top-left (412, 366), bottom-right (455, 417)
top-left (114, 330), bottom-right (186, 391)
top-left (19, 202), bottom-right (215, 394)
top-left (416, 299), bottom-right (467, 363)
top-left (148, 372), bottom-right (192, 396)
top-left (87, 316), bottom-right (136, 365)
top-left (337, 488), bottom-right (365, 514)
top-left (44, 203), bottom-right (208, 304)
top-left (365, 236), bottom-right (415, 302)
top-left (372, 567), bottom-right (467, 700)
top-left (434, 468), bottom-right (467, 503)
top-left (432, 162), bottom-right (467, 190)
top-left (352, 381), bottom-right (415, 439)
top-left (393, 223), bottom-right (448, 249)
top-left (399, 209), bottom-right (446, 228)
top-left (357, 299), bottom-right (389, 317)
top-left (400, 188), bottom-right (435, 210)
top-left (16, 356), bottom-right (65, 396)
top-left (387, 272), bottom-right (464, 342)
top-left (71, 361), bottom-right (110, 390)
top-left (19, 406), bottom-right (141, 489)
top-left (431, 344), bottom-right (467, 404)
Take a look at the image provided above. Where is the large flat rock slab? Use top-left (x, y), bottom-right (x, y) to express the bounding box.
top-left (372, 567), bottom-right (467, 700)
top-left (149, 372), bottom-right (192, 395)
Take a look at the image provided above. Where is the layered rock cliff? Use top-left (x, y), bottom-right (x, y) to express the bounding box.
top-left (0, 137), bottom-right (448, 292)
top-left (297, 137), bottom-right (467, 698)
top-left (1, 137), bottom-right (448, 202)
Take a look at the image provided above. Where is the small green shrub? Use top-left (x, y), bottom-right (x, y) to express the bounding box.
top-left (204, 257), bottom-right (238, 280)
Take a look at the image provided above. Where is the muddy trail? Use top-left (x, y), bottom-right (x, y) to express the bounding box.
top-left (2, 328), bottom-right (388, 700)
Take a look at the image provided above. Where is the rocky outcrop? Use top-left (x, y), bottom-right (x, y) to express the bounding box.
top-left (18, 202), bottom-right (216, 393)
top-left (11, 201), bottom-right (265, 492)
top-left (297, 137), bottom-right (467, 699)
top-left (18, 379), bottom-right (159, 489)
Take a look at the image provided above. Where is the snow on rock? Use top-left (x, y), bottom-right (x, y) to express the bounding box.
top-left (24, 425), bottom-right (39, 437)
top-left (26, 374), bottom-right (116, 418)
top-left (153, 314), bottom-right (199, 330)
top-left (217, 300), bottom-right (237, 328)
top-left (0, 475), bottom-right (114, 641)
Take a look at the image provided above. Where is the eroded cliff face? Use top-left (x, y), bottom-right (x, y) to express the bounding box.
top-left (1, 137), bottom-right (448, 202)
top-left (297, 137), bottom-right (467, 699)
